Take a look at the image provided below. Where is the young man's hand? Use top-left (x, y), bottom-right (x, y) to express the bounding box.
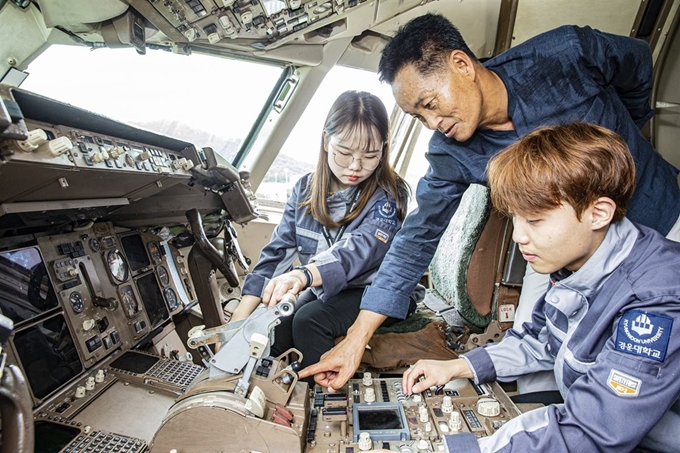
top-left (402, 358), bottom-right (474, 395)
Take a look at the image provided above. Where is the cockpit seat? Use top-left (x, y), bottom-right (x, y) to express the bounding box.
top-left (358, 184), bottom-right (525, 372)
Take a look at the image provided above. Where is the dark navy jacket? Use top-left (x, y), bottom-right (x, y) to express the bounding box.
top-left (361, 25), bottom-right (680, 319)
top-left (242, 173), bottom-right (405, 301)
top-left (453, 219), bottom-right (680, 452)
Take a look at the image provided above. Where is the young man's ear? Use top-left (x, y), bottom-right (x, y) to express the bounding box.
top-left (590, 197), bottom-right (616, 230)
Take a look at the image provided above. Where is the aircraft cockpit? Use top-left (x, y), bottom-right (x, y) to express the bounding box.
top-left (1, 0), bottom-right (679, 452)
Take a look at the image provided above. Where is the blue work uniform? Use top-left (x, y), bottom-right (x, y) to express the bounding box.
top-left (446, 219), bottom-right (680, 452)
top-left (241, 173), bottom-right (413, 369)
top-left (362, 25), bottom-right (680, 319)
top-left (242, 173), bottom-right (404, 300)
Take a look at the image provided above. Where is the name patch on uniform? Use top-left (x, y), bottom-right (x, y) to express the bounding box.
top-left (373, 201), bottom-right (397, 225)
top-left (607, 369), bottom-right (641, 397)
top-left (615, 310), bottom-right (673, 362)
top-left (375, 229), bottom-right (390, 243)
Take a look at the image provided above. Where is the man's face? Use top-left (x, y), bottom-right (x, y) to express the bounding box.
top-left (391, 55), bottom-right (483, 142)
top-left (512, 203), bottom-right (603, 274)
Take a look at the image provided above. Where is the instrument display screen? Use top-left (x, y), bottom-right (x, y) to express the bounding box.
top-left (34, 420), bottom-right (80, 453)
top-left (0, 246), bottom-right (58, 325)
top-left (121, 234), bottom-right (151, 273)
top-left (13, 313), bottom-right (82, 401)
top-left (135, 272), bottom-right (169, 328)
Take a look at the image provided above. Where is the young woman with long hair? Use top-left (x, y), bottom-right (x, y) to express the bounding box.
top-left (230, 90), bottom-right (415, 377)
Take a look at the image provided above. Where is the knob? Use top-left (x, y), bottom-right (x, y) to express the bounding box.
top-left (75, 386), bottom-right (86, 398)
top-left (362, 372), bottom-right (373, 386)
top-left (109, 147), bottom-right (124, 159)
top-left (424, 421), bottom-right (432, 433)
top-left (219, 15), bottom-right (237, 38)
top-left (441, 395), bottom-right (453, 413)
top-left (364, 387), bottom-right (375, 403)
top-left (39, 136), bottom-right (73, 157)
top-left (240, 11), bottom-right (253, 25)
top-left (91, 152), bottom-right (107, 163)
top-left (357, 432), bottom-right (372, 451)
top-left (95, 370), bottom-right (105, 383)
top-left (138, 150), bottom-right (152, 161)
top-left (181, 159), bottom-right (194, 171)
top-left (82, 319), bottom-right (96, 332)
top-left (183, 27), bottom-right (198, 42)
top-left (67, 268), bottom-right (79, 277)
top-left (172, 158), bottom-right (186, 170)
top-left (417, 439), bottom-right (429, 451)
top-left (412, 393), bottom-right (422, 403)
top-left (476, 397), bottom-right (501, 417)
top-left (418, 405), bottom-right (429, 423)
top-left (17, 128), bottom-right (48, 152)
top-left (449, 411), bottom-right (462, 431)
top-left (85, 377), bottom-right (95, 390)
top-left (207, 32), bottom-right (221, 44)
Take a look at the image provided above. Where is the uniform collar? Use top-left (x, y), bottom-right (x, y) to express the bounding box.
top-left (550, 218), bottom-right (638, 299)
top-left (327, 185), bottom-right (360, 203)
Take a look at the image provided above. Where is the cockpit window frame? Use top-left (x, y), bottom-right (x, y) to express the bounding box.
top-left (231, 65), bottom-right (295, 169)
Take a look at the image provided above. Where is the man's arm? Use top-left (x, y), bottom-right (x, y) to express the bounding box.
top-left (297, 309), bottom-right (385, 390)
top-left (300, 150), bottom-right (472, 389)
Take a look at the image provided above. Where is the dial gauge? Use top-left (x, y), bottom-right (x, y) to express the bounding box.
top-left (148, 242), bottom-right (162, 261)
top-left (157, 265), bottom-right (170, 287)
top-left (69, 291), bottom-right (84, 313)
top-left (163, 287), bottom-right (179, 311)
top-left (107, 250), bottom-right (129, 282)
top-left (119, 285), bottom-right (139, 318)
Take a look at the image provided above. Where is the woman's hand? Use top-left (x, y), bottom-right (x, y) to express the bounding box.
top-left (402, 358), bottom-right (473, 395)
top-left (261, 270), bottom-right (306, 307)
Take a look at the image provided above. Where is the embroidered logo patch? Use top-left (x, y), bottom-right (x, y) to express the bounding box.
top-left (373, 201), bottom-right (397, 225)
top-left (615, 310), bottom-right (673, 362)
top-left (375, 229), bottom-right (389, 243)
top-left (607, 369), bottom-right (641, 397)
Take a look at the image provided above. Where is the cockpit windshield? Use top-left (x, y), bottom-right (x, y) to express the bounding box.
top-left (20, 45), bottom-right (284, 166)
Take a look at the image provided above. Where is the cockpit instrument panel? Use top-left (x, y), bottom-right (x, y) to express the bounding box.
top-left (107, 249), bottom-right (130, 283)
top-left (138, 0), bottom-right (379, 49)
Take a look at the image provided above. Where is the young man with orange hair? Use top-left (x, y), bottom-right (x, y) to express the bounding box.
top-left (398, 123), bottom-right (680, 452)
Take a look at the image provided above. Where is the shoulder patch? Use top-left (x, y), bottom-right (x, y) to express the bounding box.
top-left (373, 201), bottom-right (397, 225)
top-left (615, 310), bottom-right (673, 362)
top-left (607, 369), bottom-right (641, 397)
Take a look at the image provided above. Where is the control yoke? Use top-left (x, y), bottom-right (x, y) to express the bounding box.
top-left (186, 208), bottom-right (239, 287)
top-left (0, 314), bottom-right (34, 453)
